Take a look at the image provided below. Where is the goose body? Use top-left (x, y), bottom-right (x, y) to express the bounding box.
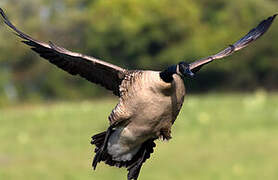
top-left (108, 71), bottom-right (185, 161)
top-left (0, 8), bottom-right (276, 180)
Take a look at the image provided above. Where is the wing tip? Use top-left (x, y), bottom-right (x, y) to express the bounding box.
top-left (269, 14), bottom-right (277, 22)
top-left (0, 8), bottom-right (41, 44)
top-left (0, 7), bottom-right (4, 15)
top-left (251, 14), bottom-right (277, 39)
top-left (0, 8), bottom-right (13, 27)
top-left (0, 8), bottom-right (23, 37)
top-left (266, 14), bottom-right (277, 25)
top-left (0, 8), bottom-right (8, 21)
top-left (261, 14), bottom-right (277, 26)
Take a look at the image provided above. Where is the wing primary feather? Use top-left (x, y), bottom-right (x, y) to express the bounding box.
top-left (0, 8), bottom-right (44, 44)
top-left (0, 8), bottom-right (127, 96)
top-left (189, 14), bottom-right (277, 73)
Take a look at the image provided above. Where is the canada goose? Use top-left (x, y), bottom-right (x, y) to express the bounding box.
top-left (0, 8), bottom-right (276, 180)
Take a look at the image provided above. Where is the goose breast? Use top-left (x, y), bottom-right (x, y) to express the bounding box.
top-left (108, 71), bottom-right (186, 159)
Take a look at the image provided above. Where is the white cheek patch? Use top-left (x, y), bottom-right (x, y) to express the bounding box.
top-left (176, 65), bottom-right (183, 76)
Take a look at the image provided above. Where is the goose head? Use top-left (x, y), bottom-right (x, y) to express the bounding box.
top-left (177, 62), bottom-right (194, 78)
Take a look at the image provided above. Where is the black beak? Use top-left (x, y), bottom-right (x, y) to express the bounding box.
top-left (185, 68), bottom-right (194, 77)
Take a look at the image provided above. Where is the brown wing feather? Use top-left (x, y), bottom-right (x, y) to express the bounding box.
top-left (189, 14), bottom-right (277, 73)
top-left (0, 8), bottom-right (127, 96)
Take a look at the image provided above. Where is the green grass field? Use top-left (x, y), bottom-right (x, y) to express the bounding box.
top-left (1, 93), bottom-right (278, 180)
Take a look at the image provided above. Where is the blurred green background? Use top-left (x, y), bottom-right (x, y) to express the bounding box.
top-left (1, 94), bottom-right (278, 180)
top-left (0, 0), bottom-right (278, 180)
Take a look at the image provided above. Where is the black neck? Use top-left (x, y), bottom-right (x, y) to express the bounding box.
top-left (159, 65), bottom-right (177, 83)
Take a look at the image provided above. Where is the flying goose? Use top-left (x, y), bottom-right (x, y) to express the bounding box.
top-left (0, 8), bottom-right (276, 180)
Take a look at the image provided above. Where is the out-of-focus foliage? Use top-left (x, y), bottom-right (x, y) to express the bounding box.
top-left (0, 0), bottom-right (278, 102)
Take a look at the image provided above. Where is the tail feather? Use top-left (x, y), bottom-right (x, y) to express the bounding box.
top-left (91, 126), bottom-right (114, 170)
top-left (91, 130), bottom-right (156, 180)
top-left (127, 139), bottom-right (156, 180)
top-left (91, 132), bottom-right (106, 151)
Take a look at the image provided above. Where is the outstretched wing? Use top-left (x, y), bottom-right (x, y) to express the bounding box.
top-left (0, 8), bottom-right (127, 96)
top-left (189, 14), bottom-right (277, 73)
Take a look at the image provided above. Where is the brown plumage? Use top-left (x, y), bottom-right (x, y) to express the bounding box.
top-left (0, 8), bottom-right (276, 180)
